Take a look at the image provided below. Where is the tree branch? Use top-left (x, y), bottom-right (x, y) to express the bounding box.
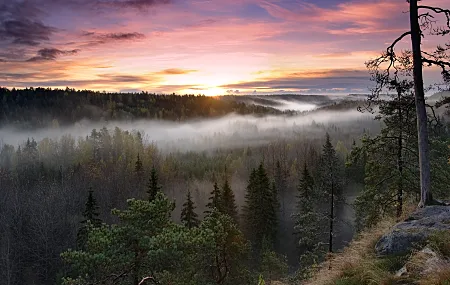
top-left (418, 6), bottom-right (450, 29)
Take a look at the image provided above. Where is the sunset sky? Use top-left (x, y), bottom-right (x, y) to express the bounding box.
top-left (0, 0), bottom-right (448, 95)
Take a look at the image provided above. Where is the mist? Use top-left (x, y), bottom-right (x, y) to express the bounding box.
top-left (0, 109), bottom-right (375, 152)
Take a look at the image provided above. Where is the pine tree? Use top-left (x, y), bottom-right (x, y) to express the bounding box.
top-left (147, 165), bottom-right (161, 201)
top-left (349, 79), bottom-right (420, 229)
top-left (77, 188), bottom-right (102, 249)
top-left (205, 180), bottom-right (221, 215)
top-left (180, 190), bottom-right (200, 229)
top-left (317, 133), bottom-right (343, 253)
top-left (221, 177), bottom-right (238, 223)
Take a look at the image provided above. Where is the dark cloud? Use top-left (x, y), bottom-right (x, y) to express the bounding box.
top-left (51, 0), bottom-right (172, 11)
top-left (109, 0), bottom-right (172, 10)
top-left (81, 31), bottom-right (146, 46)
top-left (96, 32), bottom-right (145, 41)
top-left (0, 2), bottom-right (57, 47)
top-left (220, 70), bottom-right (371, 91)
top-left (0, 20), bottom-right (56, 46)
top-left (98, 73), bottom-right (151, 83)
top-left (27, 48), bottom-right (80, 62)
top-left (0, 72), bottom-right (40, 80)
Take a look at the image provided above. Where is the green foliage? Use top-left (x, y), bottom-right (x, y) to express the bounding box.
top-left (62, 193), bottom-right (252, 285)
top-left (196, 210), bottom-right (251, 285)
top-left (221, 177), bottom-right (239, 224)
top-left (258, 274), bottom-right (265, 285)
top-left (205, 180), bottom-right (221, 215)
top-left (317, 133), bottom-right (344, 253)
top-left (62, 193), bottom-right (176, 285)
top-left (180, 190), bottom-right (200, 229)
top-left (134, 153), bottom-right (143, 174)
top-left (293, 163), bottom-right (324, 275)
top-left (243, 163), bottom-right (278, 254)
top-left (0, 87), bottom-right (282, 128)
top-left (76, 189), bottom-right (102, 249)
top-left (430, 135), bottom-right (450, 199)
top-left (147, 165), bottom-right (161, 201)
top-left (428, 231), bottom-right (450, 258)
top-left (351, 82), bottom-right (419, 229)
top-left (259, 240), bottom-right (288, 282)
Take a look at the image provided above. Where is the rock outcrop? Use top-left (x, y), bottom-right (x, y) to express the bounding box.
top-left (375, 206), bottom-right (450, 256)
top-left (395, 247), bottom-right (450, 277)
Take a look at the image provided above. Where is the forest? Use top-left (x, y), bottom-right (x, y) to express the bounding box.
top-left (1, 1), bottom-right (450, 284)
top-left (0, 84), bottom-right (449, 285)
top-left (0, 87), bottom-right (285, 129)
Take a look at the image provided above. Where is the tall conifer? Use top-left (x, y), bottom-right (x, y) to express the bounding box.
top-left (181, 190), bottom-right (200, 229)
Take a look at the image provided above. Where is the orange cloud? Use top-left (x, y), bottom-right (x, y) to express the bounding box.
top-left (158, 68), bottom-right (198, 75)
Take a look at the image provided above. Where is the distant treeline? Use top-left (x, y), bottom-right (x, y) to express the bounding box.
top-left (0, 87), bottom-right (283, 128)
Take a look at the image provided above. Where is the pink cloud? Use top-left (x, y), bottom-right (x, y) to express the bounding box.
top-left (259, 0), bottom-right (408, 35)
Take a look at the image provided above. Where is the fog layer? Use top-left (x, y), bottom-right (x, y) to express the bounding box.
top-left (0, 110), bottom-right (375, 152)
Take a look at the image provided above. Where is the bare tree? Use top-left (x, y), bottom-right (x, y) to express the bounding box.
top-left (365, 0), bottom-right (450, 207)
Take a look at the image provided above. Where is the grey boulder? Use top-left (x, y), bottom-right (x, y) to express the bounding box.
top-left (375, 206), bottom-right (450, 256)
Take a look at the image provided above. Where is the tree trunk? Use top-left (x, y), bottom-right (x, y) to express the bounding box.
top-left (397, 96), bottom-right (403, 218)
top-left (409, 0), bottom-right (432, 207)
top-left (329, 181), bottom-right (334, 253)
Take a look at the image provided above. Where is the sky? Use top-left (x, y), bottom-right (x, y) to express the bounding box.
top-left (0, 0), bottom-right (448, 95)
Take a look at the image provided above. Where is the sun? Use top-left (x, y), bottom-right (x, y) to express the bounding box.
top-left (180, 86), bottom-right (226, 96)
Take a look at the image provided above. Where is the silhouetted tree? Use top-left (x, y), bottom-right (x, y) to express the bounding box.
top-left (243, 163), bottom-right (278, 254)
top-left (77, 189), bottom-right (102, 249)
top-left (147, 166), bottom-right (161, 201)
top-left (205, 180), bottom-right (221, 215)
top-left (317, 134), bottom-right (343, 253)
top-left (221, 178), bottom-right (238, 224)
top-left (293, 163), bottom-right (323, 274)
top-left (366, 0), bottom-right (450, 206)
top-left (181, 190), bottom-right (200, 229)
top-left (135, 153), bottom-right (143, 174)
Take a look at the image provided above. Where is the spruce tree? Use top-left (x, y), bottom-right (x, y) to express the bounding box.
top-left (77, 188), bottom-right (102, 249)
top-left (180, 190), bottom-right (200, 229)
top-left (243, 162), bottom-right (278, 254)
top-left (147, 165), bottom-right (161, 201)
top-left (317, 133), bottom-right (343, 253)
top-left (221, 177), bottom-right (238, 223)
top-left (274, 161), bottom-right (286, 220)
top-left (205, 180), bottom-right (221, 215)
top-left (293, 163), bottom-right (322, 272)
top-left (135, 153), bottom-right (143, 174)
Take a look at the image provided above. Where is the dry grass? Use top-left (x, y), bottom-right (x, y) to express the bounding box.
top-left (302, 217), bottom-right (396, 285)
top-left (299, 205), bottom-right (450, 285)
top-left (419, 266), bottom-right (450, 285)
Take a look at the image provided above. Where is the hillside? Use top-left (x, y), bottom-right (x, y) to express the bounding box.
top-left (0, 88), bottom-right (365, 129)
top-left (0, 87), bottom-right (283, 129)
top-left (302, 205), bottom-right (450, 285)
